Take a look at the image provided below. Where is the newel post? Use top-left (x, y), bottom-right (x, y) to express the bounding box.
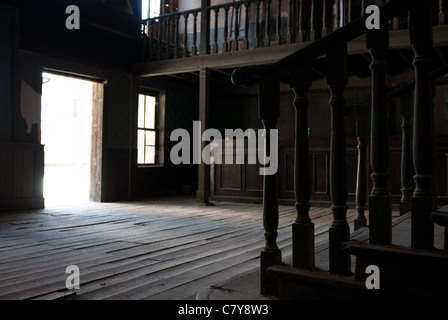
top-left (410, 0), bottom-right (435, 249)
top-left (327, 43), bottom-right (350, 275)
top-left (200, 0), bottom-right (211, 55)
top-left (259, 71), bottom-right (281, 295)
top-left (290, 66), bottom-right (315, 269)
top-left (367, 21), bottom-right (392, 245)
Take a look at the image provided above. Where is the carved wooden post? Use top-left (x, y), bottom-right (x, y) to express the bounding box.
top-left (174, 15), bottom-right (180, 59)
top-left (259, 71), bottom-right (281, 295)
top-left (291, 66), bottom-right (315, 269)
top-left (223, 6), bottom-right (230, 52)
top-left (193, 11), bottom-right (198, 56)
top-left (264, 0), bottom-right (271, 47)
top-left (275, 0), bottom-right (282, 45)
top-left (327, 44), bottom-right (350, 275)
top-left (213, 8), bottom-right (219, 53)
top-left (243, 2), bottom-right (250, 50)
top-left (410, 0), bottom-right (435, 249)
top-left (367, 23), bottom-right (392, 245)
top-left (354, 106), bottom-right (368, 230)
top-left (233, 3), bottom-right (240, 51)
top-left (400, 92), bottom-right (413, 216)
top-left (200, 0), bottom-right (211, 55)
top-left (254, 1), bottom-right (261, 48)
top-left (183, 14), bottom-right (189, 57)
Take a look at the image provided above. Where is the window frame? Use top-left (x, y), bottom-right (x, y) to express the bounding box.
top-left (137, 88), bottom-right (163, 167)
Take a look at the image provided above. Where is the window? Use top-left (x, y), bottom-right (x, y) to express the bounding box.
top-left (142, 0), bottom-right (161, 19)
top-left (138, 93), bottom-right (158, 165)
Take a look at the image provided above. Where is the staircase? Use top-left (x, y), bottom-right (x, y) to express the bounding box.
top-left (231, 0), bottom-right (448, 299)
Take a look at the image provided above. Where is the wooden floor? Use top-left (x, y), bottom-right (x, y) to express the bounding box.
top-left (0, 196), bottom-right (363, 300)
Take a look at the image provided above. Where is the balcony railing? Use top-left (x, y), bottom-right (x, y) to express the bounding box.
top-left (140, 0), bottom-right (448, 62)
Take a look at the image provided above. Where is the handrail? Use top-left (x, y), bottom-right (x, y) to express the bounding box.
top-left (231, 0), bottom-right (413, 86)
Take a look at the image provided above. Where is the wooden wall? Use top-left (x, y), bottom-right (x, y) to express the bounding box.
top-left (211, 136), bottom-right (448, 209)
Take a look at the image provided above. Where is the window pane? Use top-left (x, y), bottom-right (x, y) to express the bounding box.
top-left (138, 94), bottom-right (145, 128)
top-left (137, 129), bottom-right (145, 164)
top-left (145, 146), bottom-right (156, 164)
top-left (145, 95), bottom-right (156, 129)
top-left (146, 130), bottom-right (156, 146)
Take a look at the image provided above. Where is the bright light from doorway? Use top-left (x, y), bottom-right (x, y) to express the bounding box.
top-left (41, 72), bottom-right (93, 206)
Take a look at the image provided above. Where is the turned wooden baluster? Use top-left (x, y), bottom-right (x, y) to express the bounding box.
top-left (157, 17), bottom-right (163, 60)
top-left (183, 13), bottom-right (189, 57)
top-left (243, 2), bottom-right (250, 50)
top-left (298, 0), bottom-right (304, 42)
top-left (327, 44), bottom-right (350, 274)
top-left (174, 15), bottom-right (180, 59)
top-left (254, 1), bottom-right (261, 48)
top-left (233, 3), bottom-right (240, 51)
top-left (400, 92), bottom-right (413, 216)
top-left (259, 71), bottom-right (281, 295)
top-left (439, 0), bottom-right (445, 26)
top-left (275, 0), bottom-right (282, 45)
top-left (322, 0), bottom-right (327, 36)
top-left (264, 0), bottom-right (271, 47)
top-left (286, 0), bottom-right (292, 43)
top-left (367, 22), bottom-right (392, 245)
top-left (192, 11), bottom-right (198, 56)
top-left (354, 106), bottom-right (368, 230)
top-left (165, 16), bottom-right (170, 59)
top-left (213, 8), bottom-right (219, 53)
top-left (291, 66), bottom-right (315, 268)
top-left (223, 6), bottom-right (230, 52)
top-left (410, 0), bottom-right (435, 249)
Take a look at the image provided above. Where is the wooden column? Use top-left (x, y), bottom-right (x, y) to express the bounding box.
top-left (354, 106), bottom-right (368, 230)
top-left (400, 92), bottom-right (413, 216)
top-left (291, 66), bottom-right (315, 269)
top-left (264, 0), bottom-right (271, 47)
top-left (197, 67), bottom-right (210, 205)
top-left (259, 71), bottom-right (281, 295)
top-left (410, 1), bottom-right (435, 249)
top-left (199, 0), bottom-right (211, 55)
top-left (367, 24), bottom-right (392, 245)
top-left (327, 44), bottom-right (350, 274)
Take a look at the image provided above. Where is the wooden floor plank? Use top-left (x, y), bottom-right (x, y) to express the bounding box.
top-left (0, 196), bottom-right (375, 300)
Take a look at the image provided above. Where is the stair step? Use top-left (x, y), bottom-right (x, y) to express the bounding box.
top-left (267, 264), bottom-right (366, 300)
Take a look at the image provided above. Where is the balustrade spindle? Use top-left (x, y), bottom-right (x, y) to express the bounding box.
top-left (223, 6), bottom-right (230, 52)
top-left (165, 17), bottom-right (170, 59)
top-left (354, 107), bottom-right (369, 230)
top-left (310, 0), bottom-right (316, 41)
top-left (259, 71), bottom-right (281, 295)
top-left (290, 67), bottom-right (315, 268)
top-left (348, 0), bottom-right (352, 23)
top-left (287, 0), bottom-right (292, 43)
top-left (213, 8), bottom-right (219, 53)
top-left (264, 0), bottom-right (271, 47)
top-left (243, 3), bottom-right (250, 50)
top-left (174, 16), bottom-right (179, 59)
top-left (298, 0), bottom-right (304, 42)
top-left (157, 17), bottom-right (162, 60)
top-left (367, 24), bottom-right (392, 245)
top-left (410, 1), bottom-right (435, 249)
top-left (193, 11), bottom-right (198, 56)
top-left (183, 14), bottom-right (189, 57)
top-left (327, 44), bottom-right (350, 275)
top-left (400, 93), bottom-right (412, 216)
top-left (275, 0), bottom-right (282, 45)
top-left (233, 4), bottom-right (240, 51)
top-left (322, 0), bottom-right (327, 36)
top-left (255, 1), bottom-right (261, 48)
top-left (439, 0), bottom-right (445, 25)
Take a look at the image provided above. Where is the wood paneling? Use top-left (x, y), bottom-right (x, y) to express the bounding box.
top-left (0, 142), bottom-right (44, 211)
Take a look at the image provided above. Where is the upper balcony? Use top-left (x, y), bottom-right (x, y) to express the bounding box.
top-left (134, 0), bottom-right (448, 78)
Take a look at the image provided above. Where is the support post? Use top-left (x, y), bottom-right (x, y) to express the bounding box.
top-left (197, 67), bottom-right (210, 205)
top-left (327, 44), bottom-right (350, 275)
top-left (259, 71), bottom-right (281, 295)
top-left (354, 106), bottom-right (369, 230)
top-left (200, 0), bottom-right (211, 55)
top-left (290, 66), bottom-right (315, 269)
top-left (400, 92), bottom-right (413, 216)
top-left (410, 1), bottom-right (435, 249)
top-left (367, 22), bottom-right (392, 245)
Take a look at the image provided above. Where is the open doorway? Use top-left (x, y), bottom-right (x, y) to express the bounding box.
top-left (41, 72), bottom-right (95, 206)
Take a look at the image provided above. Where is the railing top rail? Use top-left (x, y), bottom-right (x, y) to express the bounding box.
top-left (231, 0), bottom-right (413, 86)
